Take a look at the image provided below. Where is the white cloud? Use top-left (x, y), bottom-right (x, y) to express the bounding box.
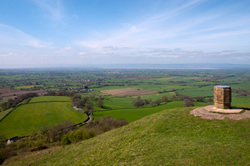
top-left (76, 0), bottom-right (250, 55)
top-left (78, 52), bottom-right (86, 55)
top-left (76, 1), bottom-right (207, 49)
top-left (0, 52), bottom-right (14, 57)
top-left (33, 0), bottom-right (64, 21)
top-left (0, 24), bottom-right (50, 48)
top-left (62, 47), bottom-right (73, 51)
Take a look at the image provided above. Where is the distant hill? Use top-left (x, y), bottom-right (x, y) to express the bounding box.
top-left (3, 107), bottom-right (250, 165)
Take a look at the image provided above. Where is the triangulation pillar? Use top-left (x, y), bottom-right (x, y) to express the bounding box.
top-left (214, 85), bottom-right (231, 109)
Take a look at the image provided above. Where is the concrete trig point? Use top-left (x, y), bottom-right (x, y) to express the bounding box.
top-left (190, 85), bottom-right (248, 119)
top-left (214, 85), bottom-right (231, 109)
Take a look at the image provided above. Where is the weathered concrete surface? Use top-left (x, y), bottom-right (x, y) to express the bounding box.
top-left (205, 105), bottom-right (243, 113)
top-left (214, 86), bottom-right (231, 109)
top-left (190, 105), bottom-right (250, 120)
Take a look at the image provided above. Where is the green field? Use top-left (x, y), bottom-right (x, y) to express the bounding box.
top-left (0, 108), bottom-right (13, 120)
top-left (29, 96), bottom-right (72, 103)
top-left (139, 92), bottom-right (172, 101)
top-left (231, 97), bottom-right (250, 105)
top-left (100, 97), bottom-right (135, 110)
top-left (234, 103), bottom-right (250, 109)
top-left (94, 101), bottom-right (208, 122)
top-left (177, 88), bottom-right (214, 97)
top-left (0, 102), bottom-right (87, 138)
top-left (5, 107), bottom-right (250, 165)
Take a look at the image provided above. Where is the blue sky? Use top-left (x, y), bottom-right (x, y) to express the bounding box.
top-left (0, 0), bottom-right (250, 68)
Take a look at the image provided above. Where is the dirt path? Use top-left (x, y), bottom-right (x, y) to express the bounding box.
top-left (190, 105), bottom-right (250, 120)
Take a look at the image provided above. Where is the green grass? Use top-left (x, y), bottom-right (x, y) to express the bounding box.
top-left (0, 101), bottom-right (4, 111)
top-left (0, 102), bottom-right (87, 138)
top-left (138, 92), bottom-right (172, 101)
top-left (101, 97), bottom-right (135, 110)
top-left (234, 103), bottom-right (250, 109)
top-left (0, 108), bottom-right (13, 120)
top-left (177, 88), bottom-right (213, 97)
top-left (94, 101), bottom-right (208, 122)
top-left (29, 96), bottom-right (72, 103)
top-left (231, 97), bottom-right (250, 105)
top-left (4, 107), bottom-right (250, 165)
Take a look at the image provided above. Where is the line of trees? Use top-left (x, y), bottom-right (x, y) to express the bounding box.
top-left (45, 90), bottom-right (75, 97)
top-left (132, 94), bottom-right (212, 108)
top-left (133, 95), bottom-right (168, 108)
top-left (1, 93), bottom-right (38, 111)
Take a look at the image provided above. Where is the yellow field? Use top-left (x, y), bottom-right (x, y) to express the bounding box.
top-left (15, 85), bottom-right (43, 89)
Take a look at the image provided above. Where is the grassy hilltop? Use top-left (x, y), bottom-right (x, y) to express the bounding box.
top-left (3, 107), bottom-right (250, 165)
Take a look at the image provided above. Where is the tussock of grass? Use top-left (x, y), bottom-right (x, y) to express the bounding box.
top-left (3, 107), bottom-right (250, 165)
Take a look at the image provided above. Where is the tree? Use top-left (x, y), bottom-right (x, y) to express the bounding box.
top-left (97, 97), bottom-right (103, 108)
top-left (206, 98), bottom-right (213, 105)
top-left (183, 99), bottom-right (194, 107)
top-left (137, 96), bottom-right (141, 100)
top-left (196, 96), bottom-right (204, 102)
top-left (161, 95), bottom-right (168, 102)
top-left (170, 95), bottom-right (177, 101)
top-left (154, 99), bottom-right (162, 105)
top-left (72, 94), bottom-right (81, 100)
top-left (133, 100), bottom-right (145, 108)
top-left (84, 103), bottom-right (94, 115)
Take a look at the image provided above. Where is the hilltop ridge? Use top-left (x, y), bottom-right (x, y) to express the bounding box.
top-left (3, 107), bottom-right (250, 165)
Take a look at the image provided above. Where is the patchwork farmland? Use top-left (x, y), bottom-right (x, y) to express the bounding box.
top-left (0, 68), bottom-right (250, 165)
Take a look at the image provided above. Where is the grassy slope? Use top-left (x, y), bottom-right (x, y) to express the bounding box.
top-left (0, 102), bottom-right (87, 138)
top-left (94, 101), bottom-right (207, 122)
top-left (29, 96), bottom-right (72, 103)
top-left (4, 107), bottom-right (250, 166)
